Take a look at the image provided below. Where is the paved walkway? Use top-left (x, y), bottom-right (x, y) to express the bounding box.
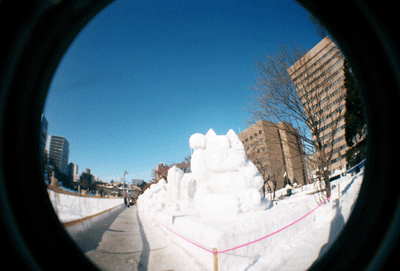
top-left (71, 205), bottom-right (203, 271)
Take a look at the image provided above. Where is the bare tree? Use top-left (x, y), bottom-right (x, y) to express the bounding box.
top-left (240, 119), bottom-right (307, 200)
top-left (150, 155), bottom-right (191, 183)
top-left (175, 155), bottom-right (191, 173)
top-left (253, 157), bottom-right (283, 202)
top-left (309, 15), bottom-right (329, 39)
top-left (244, 129), bottom-right (286, 202)
top-left (151, 164), bottom-right (170, 183)
top-left (247, 44), bottom-right (346, 199)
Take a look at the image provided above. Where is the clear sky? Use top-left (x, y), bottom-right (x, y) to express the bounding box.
top-left (44, 0), bottom-right (323, 183)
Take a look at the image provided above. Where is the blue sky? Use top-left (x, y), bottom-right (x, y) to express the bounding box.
top-left (44, 0), bottom-right (323, 183)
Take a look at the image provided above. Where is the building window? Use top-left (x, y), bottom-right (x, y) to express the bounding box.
top-left (259, 130), bottom-right (262, 134)
top-left (245, 138), bottom-right (248, 142)
top-left (250, 136), bottom-right (253, 140)
top-left (257, 149), bottom-right (260, 153)
top-left (254, 133), bottom-right (258, 137)
top-left (261, 138), bottom-right (264, 143)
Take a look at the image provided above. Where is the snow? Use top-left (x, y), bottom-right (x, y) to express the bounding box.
top-left (138, 173), bottom-right (362, 270)
top-left (246, 174), bottom-right (363, 271)
top-left (137, 129), bottom-right (364, 270)
top-left (139, 129), bottom-right (270, 220)
top-left (47, 189), bottom-right (123, 223)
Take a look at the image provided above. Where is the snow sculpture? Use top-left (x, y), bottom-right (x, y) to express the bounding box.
top-left (165, 165), bottom-right (183, 211)
top-left (191, 129), bottom-right (269, 220)
top-left (178, 173), bottom-right (196, 212)
top-left (139, 129), bottom-right (271, 221)
top-left (137, 178), bottom-right (168, 216)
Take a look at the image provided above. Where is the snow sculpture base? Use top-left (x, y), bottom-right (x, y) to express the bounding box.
top-left (137, 129), bottom-right (275, 270)
top-left (138, 168), bottom-right (364, 270)
top-left (153, 204), bottom-right (273, 271)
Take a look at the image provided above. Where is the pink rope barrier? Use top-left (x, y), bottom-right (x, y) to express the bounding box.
top-left (156, 219), bottom-right (215, 254)
top-left (155, 194), bottom-right (332, 255)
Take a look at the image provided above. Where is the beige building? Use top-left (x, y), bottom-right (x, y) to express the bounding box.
top-left (287, 36), bottom-right (348, 174)
top-left (238, 120), bottom-right (307, 191)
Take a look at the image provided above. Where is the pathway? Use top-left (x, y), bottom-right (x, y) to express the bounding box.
top-left (70, 205), bottom-right (203, 271)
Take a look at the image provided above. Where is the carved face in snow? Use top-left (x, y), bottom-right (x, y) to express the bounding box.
top-left (189, 129), bottom-right (247, 178)
top-left (204, 129), bottom-right (246, 173)
top-left (206, 134), bottom-right (230, 151)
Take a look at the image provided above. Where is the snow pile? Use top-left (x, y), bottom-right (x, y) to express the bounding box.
top-left (247, 173), bottom-right (363, 270)
top-left (47, 189), bottom-right (123, 223)
top-left (137, 178), bottom-right (169, 217)
top-left (137, 129), bottom-right (364, 270)
top-left (139, 173), bottom-right (362, 270)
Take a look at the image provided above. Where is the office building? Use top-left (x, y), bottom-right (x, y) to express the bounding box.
top-left (287, 36), bottom-right (348, 173)
top-left (132, 179), bottom-right (145, 186)
top-left (238, 120), bottom-right (307, 191)
top-left (45, 135), bottom-right (69, 175)
top-left (68, 162), bottom-right (79, 183)
top-left (80, 168), bottom-right (94, 189)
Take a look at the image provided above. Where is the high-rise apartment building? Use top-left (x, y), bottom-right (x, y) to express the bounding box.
top-left (45, 135), bottom-right (69, 175)
top-left (287, 36), bottom-right (347, 174)
top-left (40, 114), bottom-right (48, 162)
top-left (238, 120), bottom-right (307, 190)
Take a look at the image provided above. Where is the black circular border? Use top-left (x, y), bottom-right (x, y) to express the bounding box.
top-left (0, 0), bottom-right (399, 270)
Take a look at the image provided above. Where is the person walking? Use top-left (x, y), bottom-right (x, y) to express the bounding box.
top-left (125, 196), bottom-right (131, 208)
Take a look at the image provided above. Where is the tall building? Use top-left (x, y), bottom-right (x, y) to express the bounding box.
top-left (68, 162), bottom-right (79, 183)
top-left (40, 114), bottom-right (48, 162)
top-left (45, 135), bottom-right (69, 175)
top-left (154, 162), bottom-right (168, 182)
top-left (79, 168), bottom-right (94, 190)
top-left (287, 36), bottom-right (347, 174)
top-left (238, 120), bottom-right (307, 190)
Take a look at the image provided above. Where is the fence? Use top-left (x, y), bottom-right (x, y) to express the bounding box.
top-left (345, 159), bottom-right (366, 175)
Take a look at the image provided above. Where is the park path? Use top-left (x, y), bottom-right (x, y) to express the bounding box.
top-left (71, 205), bottom-right (203, 271)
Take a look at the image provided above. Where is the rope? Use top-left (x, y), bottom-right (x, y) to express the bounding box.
top-left (154, 194), bottom-right (332, 254)
top-left (156, 219), bottom-right (215, 254)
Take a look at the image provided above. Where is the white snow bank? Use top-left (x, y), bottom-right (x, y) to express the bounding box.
top-left (139, 173), bottom-right (363, 270)
top-left (247, 173), bottom-right (363, 271)
top-left (47, 189), bottom-right (123, 223)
